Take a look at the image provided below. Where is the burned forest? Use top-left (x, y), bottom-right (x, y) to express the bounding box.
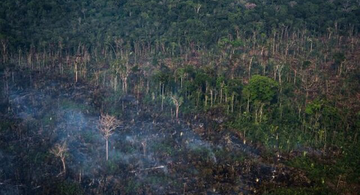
top-left (1, 0), bottom-right (360, 194)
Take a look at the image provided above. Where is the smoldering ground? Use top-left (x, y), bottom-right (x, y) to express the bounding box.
top-left (0, 71), bottom-right (295, 195)
top-left (2, 72), bottom-right (226, 194)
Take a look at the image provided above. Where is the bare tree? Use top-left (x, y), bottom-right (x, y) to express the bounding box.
top-left (50, 141), bottom-right (68, 175)
top-left (171, 95), bottom-right (183, 120)
top-left (98, 114), bottom-right (120, 161)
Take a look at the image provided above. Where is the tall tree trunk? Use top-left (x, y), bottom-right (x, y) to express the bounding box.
top-left (176, 106), bottom-right (179, 119)
top-left (61, 158), bottom-right (66, 174)
top-left (248, 57), bottom-right (253, 79)
top-left (246, 97), bottom-right (250, 113)
top-left (259, 103), bottom-right (264, 123)
top-left (106, 139), bottom-right (109, 161)
top-left (231, 92), bottom-right (235, 113)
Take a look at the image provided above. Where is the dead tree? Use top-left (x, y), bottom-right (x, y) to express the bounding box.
top-left (50, 141), bottom-right (68, 175)
top-left (98, 114), bottom-right (120, 161)
top-left (171, 95), bottom-right (183, 120)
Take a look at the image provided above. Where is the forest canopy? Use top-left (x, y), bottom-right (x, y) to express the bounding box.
top-left (1, 0), bottom-right (360, 51)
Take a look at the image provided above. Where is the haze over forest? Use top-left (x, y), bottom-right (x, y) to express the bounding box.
top-left (0, 0), bottom-right (360, 194)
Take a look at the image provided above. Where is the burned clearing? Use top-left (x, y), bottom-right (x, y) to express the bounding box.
top-left (1, 69), bottom-right (314, 195)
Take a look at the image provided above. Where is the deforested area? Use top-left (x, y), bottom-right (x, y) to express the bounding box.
top-left (0, 0), bottom-right (360, 194)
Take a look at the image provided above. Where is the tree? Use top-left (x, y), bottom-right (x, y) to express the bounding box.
top-left (119, 64), bottom-right (131, 93)
top-left (305, 99), bottom-right (341, 148)
top-left (226, 79), bottom-right (242, 113)
top-left (98, 114), bottom-right (120, 161)
top-left (154, 69), bottom-right (172, 111)
top-left (332, 52), bottom-right (346, 76)
top-left (243, 75), bottom-right (278, 123)
top-left (50, 141), bottom-right (68, 175)
top-left (171, 94), bottom-right (183, 120)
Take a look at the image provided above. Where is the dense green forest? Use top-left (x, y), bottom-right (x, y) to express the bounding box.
top-left (1, 0), bottom-right (360, 194)
top-left (1, 0), bottom-right (360, 50)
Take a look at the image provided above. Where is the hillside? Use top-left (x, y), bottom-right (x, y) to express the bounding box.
top-left (1, 0), bottom-right (360, 194)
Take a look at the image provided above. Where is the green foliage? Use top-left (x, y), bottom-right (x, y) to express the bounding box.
top-left (287, 156), bottom-right (336, 184)
top-left (153, 70), bottom-right (171, 84)
top-left (191, 146), bottom-right (214, 161)
top-left (356, 112), bottom-right (360, 129)
top-left (285, 149), bottom-right (360, 194)
top-left (150, 140), bottom-right (175, 156)
top-left (41, 113), bottom-right (56, 127)
top-left (106, 160), bottom-right (120, 175)
top-left (226, 78), bottom-right (243, 96)
top-left (194, 71), bottom-right (209, 90)
top-left (243, 75), bottom-right (278, 104)
top-left (218, 37), bottom-right (243, 48)
top-left (305, 99), bottom-right (342, 129)
top-left (125, 179), bottom-right (141, 194)
top-left (302, 61), bottom-right (312, 69)
top-left (0, 119), bottom-right (12, 132)
top-left (2, 0), bottom-right (360, 51)
top-left (32, 151), bottom-right (50, 165)
top-left (60, 99), bottom-right (93, 113)
top-left (81, 131), bottom-right (96, 143)
top-left (333, 52), bottom-right (345, 65)
top-left (340, 143), bottom-right (360, 183)
top-left (54, 181), bottom-right (84, 195)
